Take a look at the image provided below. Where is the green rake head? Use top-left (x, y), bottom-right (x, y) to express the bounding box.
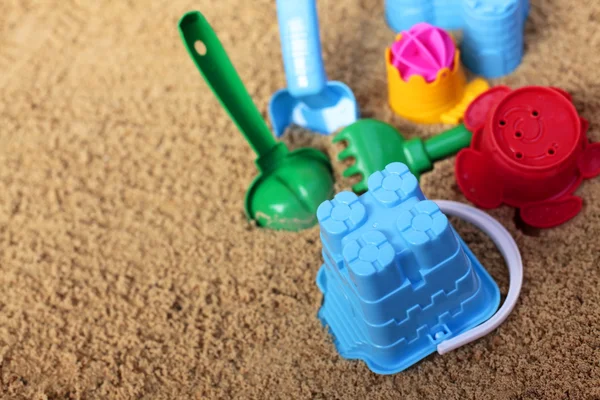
top-left (334, 119), bottom-right (473, 193)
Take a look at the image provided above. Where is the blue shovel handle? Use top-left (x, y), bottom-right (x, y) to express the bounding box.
top-left (276, 0), bottom-right (327, 98)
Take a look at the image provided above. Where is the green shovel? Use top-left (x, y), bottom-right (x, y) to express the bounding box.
top-left (179, 11), bottom-right (335, 231)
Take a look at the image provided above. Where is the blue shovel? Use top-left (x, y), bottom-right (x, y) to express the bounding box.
top-left (268, 0), bottom-right (359, 137)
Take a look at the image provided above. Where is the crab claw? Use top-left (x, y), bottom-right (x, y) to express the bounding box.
top-left (520, 196), bottom-right (583, 229)
top-left (455, 149), bottom-right (504, 208)
top-left (579, 142), bottom-right (600, 179)
top-left (549, 87), bottom-right (573, 101)
top-left (463, 86), bottom-right (512, 134)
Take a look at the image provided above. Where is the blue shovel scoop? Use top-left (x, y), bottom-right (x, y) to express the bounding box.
top-left (268, 0), bottom-right (359, 137)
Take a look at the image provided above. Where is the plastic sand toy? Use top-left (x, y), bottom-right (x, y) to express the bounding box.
top-left (390, 22), bottom-right (456, 83)
top-left (385, 0), bottom-right (465, 31)
top-left (385, 0), bottom-right (530, 78)
top-left (335, 119), bottom-right (473, 193)
top-left (179, 11), bottom-right (335, 231)
top-left (456, 86), bottom-right (600, 228)
top-left (462, 0), bottom-right (529, 78)
top-left (268, 0), bottom-right (359, 137)
top-left (386, 23), bottom-right (489, 124)
top-left (316, 162), bottom-right (523, 374)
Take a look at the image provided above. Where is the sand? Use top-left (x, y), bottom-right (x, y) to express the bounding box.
top-left (0, 0), bottom-right (599, 398)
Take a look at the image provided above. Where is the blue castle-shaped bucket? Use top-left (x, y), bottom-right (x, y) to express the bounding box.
top-left (316, 163), bottom-right (500, 374)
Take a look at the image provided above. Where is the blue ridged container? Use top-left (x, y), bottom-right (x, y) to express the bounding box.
top-left (385, 0), bottom-right (435, 32)
top-left (316, 163), bottom-right (500, 374)
top-left (431, 0), bottom-right (463, 30)
top-left (461, 0), bottom-right (529, 78)
top-left (385, 0), bottom-right (463, 31)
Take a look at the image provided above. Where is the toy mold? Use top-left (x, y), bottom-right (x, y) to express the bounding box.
top-left (386, 26), bottom-right (489, 124)
top-left (316, 162), bottom-right (500, 374)
top-left (456, 86), bottom-right (600, 228)
top-left (390, 22), bottom-right (456, 83)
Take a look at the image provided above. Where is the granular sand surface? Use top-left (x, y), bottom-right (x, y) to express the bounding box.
top-left (1, 0), bottom-right (600, 398)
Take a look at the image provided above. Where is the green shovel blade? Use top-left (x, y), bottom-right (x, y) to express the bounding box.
top-left (178, 11), bottom-right (335, 231)
top-left (247, 148), bottom-right (334, 230)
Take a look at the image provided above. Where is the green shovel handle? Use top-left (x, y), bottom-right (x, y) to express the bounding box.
top-left (178, 11), bottom-right (279, 158)
top-left (424, 124), bottom-right (473, 162)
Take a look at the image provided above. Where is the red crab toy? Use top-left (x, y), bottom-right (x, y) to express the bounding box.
top-left (455, 86), bottom-right (600, 228)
